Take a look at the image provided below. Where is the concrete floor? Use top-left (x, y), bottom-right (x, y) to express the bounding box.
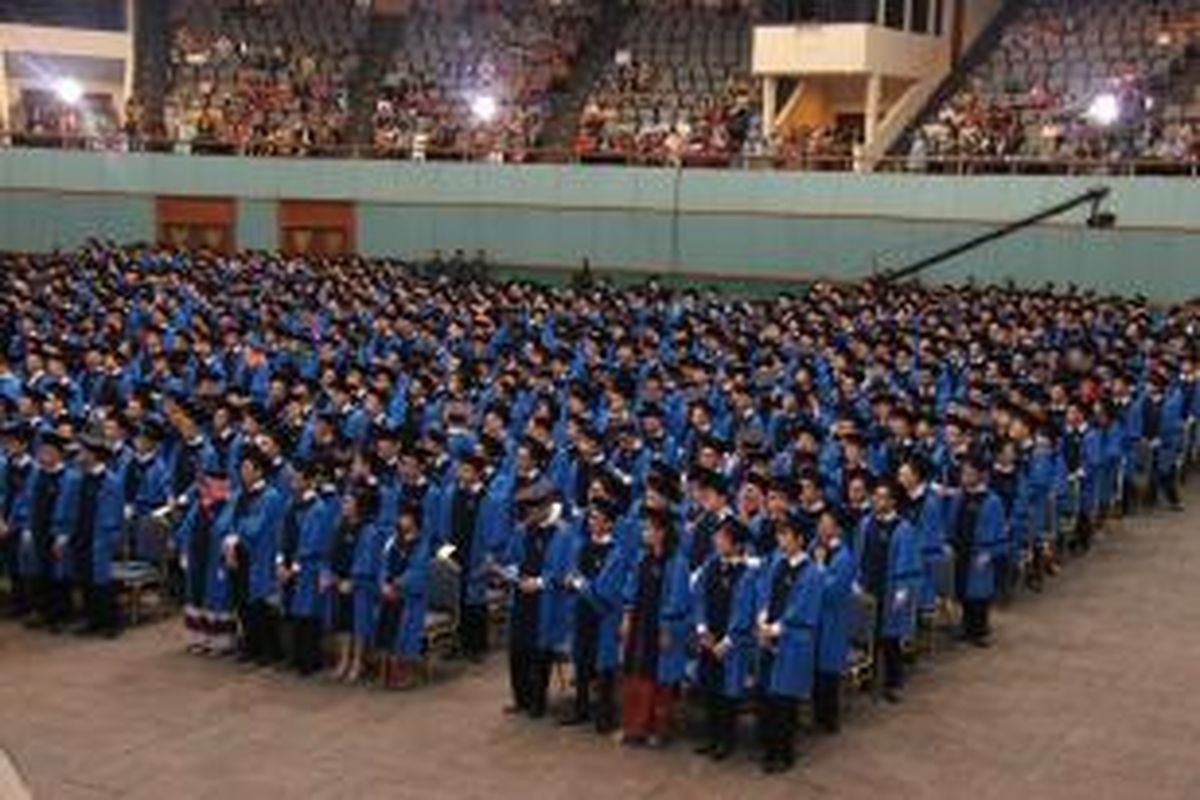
top-left (2, 488), bottom-right (1200, 800)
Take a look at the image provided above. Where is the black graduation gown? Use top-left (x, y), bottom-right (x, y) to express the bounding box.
top-left (30, 469), bottom-right (65, 575)
top-left (70, 472), bottom-right (104, 584)
top-left (511, 526), bottom-right (554, 650)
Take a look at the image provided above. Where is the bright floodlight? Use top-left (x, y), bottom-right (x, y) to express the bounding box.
top-left (1087, 93), bottom-right (1121, 127)
top-left (54, 77), bottom-right (84, 105)
top-left (470, 94), bottom-right (497, 123)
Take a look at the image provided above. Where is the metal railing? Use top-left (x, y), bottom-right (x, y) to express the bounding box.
top-left (2, 131), bottom-right (1199, 177)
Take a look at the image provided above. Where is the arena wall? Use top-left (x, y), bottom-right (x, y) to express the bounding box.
top-left (1, 150), bottom-right (1197, 298)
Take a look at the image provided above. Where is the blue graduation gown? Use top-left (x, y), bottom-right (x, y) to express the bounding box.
top-left (375, 472), bottom-right (401, 536)
top-left (49, 467), bottom-right (83, 582)
top-left (1157, 388), bottom-right (1185, 475)
top-left (130, 451), bottom-right (170, 517)
top-left (437, 482), bottom-right (504, 607)
top-left (948, 490), bottom-right (1005, 601)
top-left (692, 555), bottom-right (758, 698)
top-left (1025, 444), bottom-right (1062, 545)
top-left (758, 553), bottom-right (823, 699)
top-left (906, 489), bottom-right (945, 611)
top-left (289, 494), bottom-right (338, 620)
top-left (622, 548), bottom-right (691, 685)
top-left (401, 480), bottom-right (443, 550)
top-left (351, 522), bottom-right (385, 641)
top-left (56, 467), bottom-right (124, 585)
top-left (377, 533), bottom-right (429, 658)
top-left (1064, 425), bottom-right (1102, 517)
top-left (228, 484), bottom-right (286, 602)
top-left (0, 455), bottom-right (32, 581)
top-left (502, 520), bottom-right (572, 652)
top-left (1098, 420), bottom-right (1124, 508)
top-left (175, 499), bottom-right (235, 614)
top-left (856, 514), bottom-right (921, 640)
top-left (566, 535), bottom-right (628, 671)
top-left (814, 540), bottom-right (857, 676)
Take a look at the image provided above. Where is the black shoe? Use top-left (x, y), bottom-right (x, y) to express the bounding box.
top-left (694, 742), bottom-right (715, 756)
top-left (709, 744), bottom-right (733, 762)
top-left (970, 637), bottom-right (992, 649)
top-left (763, 757), bottom-right (792, 775)
top-left (559, 713), bottom-right (590, 727)
top-left (883, 688), bottom-right (902, 704)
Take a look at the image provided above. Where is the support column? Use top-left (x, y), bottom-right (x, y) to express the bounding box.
top-left (0, 48), bottom-right (9, 133)
top-left (762, 76), bottom-right (778, 136)
top-left (876, 0), bottom-right (887, 26)
top-left (903, 0), bottom-right (914, 31)
top-left (864, 71), bottom-right (882, 146)
top-left (122, 0), bottom-right (136, 114)
top-left (948, 0), bottom-right (963, 61)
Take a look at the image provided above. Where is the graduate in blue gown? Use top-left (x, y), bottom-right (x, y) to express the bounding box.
top-left (755, 515), bottom-right (823, 774)
top-left (811, 509), bottom-right (857, 734)
top-left (560, 500), bottom-right (628, 733)
top-left (375, 501), bottom-right (430, 689)
top-left (899, 457), bottom-right (945, 617)
top-left (1059, 401), bottom-right (1102, 553)
top-left (498, 484), bottom-right (570, 719)
top-left (223, 445), bottom-right (287, 665)
top-left (856, 481), bottom-right (921, 702)
top-left (324, 480), bottom-right (381, 682)
top-left (63, 433), bottom-right (125, 636)
top-left (125, 418), bottom-right (170, 561)
top-left (174, 460), bottom-right (233, 653)
top-left (436, 451), bottom-right (500, 661)
top-left (22, 431), bottom-right (71, 630)
top-left (692, 516), bottom-right (757, 760)
top-left (989, 440), bottom-right (1023, 599)
top-left (947, 455), bottom-right (1006, 646)
top-left (281, 460), bottom-right (337, 675)
top-left (0, 421), bottom-right (35, 617)
top-left (1144, 371), bottom-right (1185, 510)
top-left (620, 507), bottom-right (690, 746)
top-left (1024, 421), bottom-right (1063, 589)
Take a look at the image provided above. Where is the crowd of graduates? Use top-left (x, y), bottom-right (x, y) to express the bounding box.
top-left (0, 243), bottom-right (1197, 774)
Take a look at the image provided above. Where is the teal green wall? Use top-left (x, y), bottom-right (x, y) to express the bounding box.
top-left (1, 150), bottom-right (1197, 298)
top-left (0, 189), bottom-right (153, 252)
top-left (236, 199), bottom-right (277, 252)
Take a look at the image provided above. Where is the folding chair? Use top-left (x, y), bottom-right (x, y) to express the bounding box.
top-left (422, 556), bottom-right (461, 681)
top-left (934, 550), bottom-right (959, 631)
top-left (843, 592), bottom-right (876, 693)
top-left (111, 560), bottom-right (163, 626)
top-left (1058, 476), bottom-right (1082, 555)
top-left (1131, 439), bottom-right (1154, 509)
